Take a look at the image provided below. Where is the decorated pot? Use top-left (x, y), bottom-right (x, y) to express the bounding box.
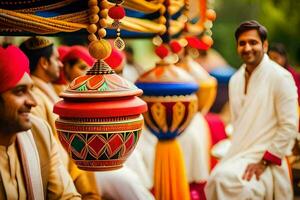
top-left (54, 60), bottom-right (147, 171)
top-left (177, 55), bottom-right (217, 114)
top-left (209, 66), bottom-right (235, 113)
top-left (136, 61), bottom-right (198, 140)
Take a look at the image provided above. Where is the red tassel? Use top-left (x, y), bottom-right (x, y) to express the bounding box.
top-left (108, 5), bottom-right (125, 20)
top-left (170, 41), bottom-right (182, 53)
top-left (155, 45), bottom-right (169, 59)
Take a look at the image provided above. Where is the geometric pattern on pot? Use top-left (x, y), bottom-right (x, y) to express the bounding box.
top-left (142, 94), bottom-right (198, 140)
top-left (57, 130), bottom-right (141, 171)
top-left (55, 115), bottom-right (144, 171)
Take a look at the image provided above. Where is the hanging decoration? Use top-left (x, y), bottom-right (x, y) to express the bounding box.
top-left (108, 0), bottom-right (126, 50)
top-left (87, 0), bottom-right (112, 60)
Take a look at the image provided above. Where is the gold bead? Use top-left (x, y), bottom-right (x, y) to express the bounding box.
top-left (88, 39), bottom-right (112, 60)
top-left (87, 24), bottom-right (98, 34)
top-left (100, 9), bottom-right (108, 18)
top-left (159, 16), bottom-right (166, 24)
top-left (89, 6), bottom-right (100, 14)
top-left (88, 33), bottom-right (98, 42)
top-left (98, 28), bottom-right (106, 38)
top-left (99, 19), bottom-right (107, 28)
top-left (88, 0), bottom-right (98, 7)
top-left (100, 0), bottom-right (108, 9)
top-left (160, 6), bottom-right (166, 14)
top-left (89, 14), bottom-right (99, 24)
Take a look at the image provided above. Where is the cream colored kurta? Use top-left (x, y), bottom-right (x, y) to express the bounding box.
top-left (205, 54), bottom-right (298, 200)
top-left (0, 142), bottom-right (26, 200)
top-left (30, 75), bottom-right (100, 200)
top-left (0, 115), bottom-right (80, 200)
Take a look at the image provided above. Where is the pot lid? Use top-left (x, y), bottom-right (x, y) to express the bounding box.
top-left (60, 60), bottom-right (142, 99)
top-left (54, 96), bottom-right (147, 118)
top-left (136, 61), bottom-right (198, 96)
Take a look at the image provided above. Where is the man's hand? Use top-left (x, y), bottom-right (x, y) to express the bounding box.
top-left (242, 161), bottom-right (268, 181)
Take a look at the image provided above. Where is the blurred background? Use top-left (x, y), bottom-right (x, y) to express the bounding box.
top-left (213, 0), bottom-right (300, 69)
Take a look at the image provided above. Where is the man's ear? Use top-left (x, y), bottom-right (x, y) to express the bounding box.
top-left (38, 57), bottom-right (49, 70)
top-left (263, 40), bottom-right (269, 53)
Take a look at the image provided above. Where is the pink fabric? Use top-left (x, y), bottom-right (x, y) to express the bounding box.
top-left (150, 182), bottom-right (207, 200)
top-left (58, 45), bottom-right (70, 61)
top-left (190, 182), bottom-right (207, 200)
top-left (104, 48), bottom-right (125, 69)
top-left (263, 151), bottom-right (282, 166)
top-left (287, 66), bottom-right (300, 105)
top-left (204, 113), bottom-right (227, 169)
top-left (62, 45), bottom-right (95, 67)
top-left (0, 45), bottom-right (29, 93)
top-left (185, 36), bottom-right (209, 51)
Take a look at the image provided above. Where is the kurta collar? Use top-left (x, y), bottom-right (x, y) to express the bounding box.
top-left (241, 54), bottom-right (269, 77)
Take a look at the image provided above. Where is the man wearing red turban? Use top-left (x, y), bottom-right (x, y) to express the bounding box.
top-left (20, 37), bottom-right (101, 200)
top-left (62, 45), bottom-right (95, 83)
top-left (0, 45), bottom-right (80, 199)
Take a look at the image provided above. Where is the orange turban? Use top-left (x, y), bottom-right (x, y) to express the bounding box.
top-left (0, 45), bottom-right (29, 93)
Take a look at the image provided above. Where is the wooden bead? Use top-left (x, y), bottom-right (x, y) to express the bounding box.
top-left (100, 0), bottom-right (108, 9)
top-left (87, 24), bottom-right (98, 33)
top-left (88, 39), bottom-right (112, 60)
top-left (88, 0), bottom-right (98, 7)
top-left (89, 6), bottom-right (100, 14)
top-left (100, 9), bottom-right (108, 18)
top-left (88, 33), bottom-right (98, 42)
top-left (89, 14), bottom-right (99, 24)
top-left (160, 6), bottom-right (166, 14)
top-left (99, 19), bottom-right (107, 28)
top-left (159, 16), bottom-right (166, 24)
top-left (98, 28), bottom-right (106, 38)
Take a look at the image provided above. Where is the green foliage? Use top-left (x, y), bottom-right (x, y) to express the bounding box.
top-left (212, 0), bottom-right (300, 68)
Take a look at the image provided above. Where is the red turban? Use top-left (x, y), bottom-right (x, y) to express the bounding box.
top-left (104, 48), bottom-right (125, 72)
top-left (62, 45), bottom-right (95, 67)
top-left (58, 45), bottom-right (71, 61)
top-left (185, 36), bottom-right (209, 51)
top-left (0, 45), bottom-right (30, 93)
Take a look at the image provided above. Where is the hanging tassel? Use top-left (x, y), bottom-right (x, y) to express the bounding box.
top-left (108, 1), bottom-right (126, 51)
top-left (154, 140), bottom-right (190, 200)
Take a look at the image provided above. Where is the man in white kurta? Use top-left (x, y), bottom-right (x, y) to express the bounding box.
top-left (205, 20), bottom-right (298, 200)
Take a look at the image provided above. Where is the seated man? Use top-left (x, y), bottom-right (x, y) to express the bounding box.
top-left (0, 44), bottom-right (80, 199)
top-left (205, 20), bottom-right (298, 200)
top-left (20, 36), bottom-right (100, 200)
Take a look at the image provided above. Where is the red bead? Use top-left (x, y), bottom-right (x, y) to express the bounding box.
top-left (155, 45), bottom-right (169, 59)
top-left (170, 41), bottom-right (182, 53)
top-left (108, 5), bottom-right (126, 20)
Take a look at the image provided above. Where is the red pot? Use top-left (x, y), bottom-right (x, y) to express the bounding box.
top-left (54, 60), bottom-right (147, 171)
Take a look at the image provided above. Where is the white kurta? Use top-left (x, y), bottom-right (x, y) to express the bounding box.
top-left (205, 54), bottom-right (298, 200)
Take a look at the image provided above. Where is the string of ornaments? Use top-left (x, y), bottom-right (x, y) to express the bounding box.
top-left (87, 0), bottom-right (126, 61)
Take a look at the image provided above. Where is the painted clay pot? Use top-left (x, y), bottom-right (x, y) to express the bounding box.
top-left (136, 61), bottom-right (198, 140)
top-left (54, 60), bottom-right (147, 171)
top-left (209, 66), bottom-right (235, 113)
top-left (177, 55), bottom-right (217, 114)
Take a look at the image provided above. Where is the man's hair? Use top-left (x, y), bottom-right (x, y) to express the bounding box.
top-left (19, 37), bottom-right (54, 73)
top-left (235, 20), bottom-right (268, 42)
top-left (63, 58), bottom-right (80, 69)
top-left (268, 43), bottom-right (287, 57)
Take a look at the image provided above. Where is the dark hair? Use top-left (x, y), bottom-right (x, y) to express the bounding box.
top-left (125, 45), bottom-right (134, 55)
top-left (19, 41), bottom-right (53, 73)
top-left (235, 20), bottom-right (268, 42)
top-left (63, 58), bottom-right (80, 69)
top-left (268, 43), bottom-right (287, 57)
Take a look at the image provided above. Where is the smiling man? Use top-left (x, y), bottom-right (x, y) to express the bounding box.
top-left (205, 20), bottom-right (298, 200)
top-left (0, 45), bottom-right (80, 199)
top-left (20, 37), bottom-right (101, 200)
